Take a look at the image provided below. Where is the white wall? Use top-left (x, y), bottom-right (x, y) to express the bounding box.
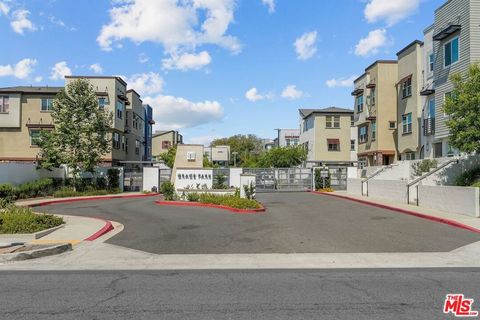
top-left (143, 167), bottom-right (160, 192)
top-left (175, 168), bottom-right (213, 190)
top-left (367, 179), bottom-right (408, 203)
top-left (422, 154), bottom-right (480, 186)
top-left (0, 163), bottom-right (65, 185)
top-left (229, 168), bottom-right (243, 188)
top-left (418, 185), bottom-right (480, 218)
top-left (347, 178), bottom-right (362, 195)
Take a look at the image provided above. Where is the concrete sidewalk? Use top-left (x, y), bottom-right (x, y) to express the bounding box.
top-left (321, 191), bottom-right (480, 232)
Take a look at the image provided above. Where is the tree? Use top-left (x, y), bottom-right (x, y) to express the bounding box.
top-left (256, 146), bottom-right (307, 168)
top-left (444, 63), bottom-right (480, 153)
top-left (211, 134), bottom-right (263, 166)
top-left (38, 79), bottom-right (113, 188)
top-left (158, 145), bottom-right (176, 168)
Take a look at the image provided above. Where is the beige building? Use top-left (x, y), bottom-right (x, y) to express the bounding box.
top-left (125, 89), bottom-right (145, 162)
top-left (353, 61), bottom-right (398, 167)
top-left (299, 107), bottom-right (356, 167)
top-left (204, 145), bottom-right (231, 166)
top-left (152, 130), bottom-right (183, 158)
top-left (396, 41), bottom-right (424, 160)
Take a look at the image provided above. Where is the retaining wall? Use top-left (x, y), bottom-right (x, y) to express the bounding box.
top-left (418, 185), bottom-right (480, 218)
top-left (367, 179), bottom-right (408, 203)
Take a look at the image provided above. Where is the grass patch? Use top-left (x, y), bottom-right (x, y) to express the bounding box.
top-left (198, 193), bottom-right (261, 210)
top-left (0, 206), bottom-right (64, 234)
top-left (53, 188), bottom-right (121, 198)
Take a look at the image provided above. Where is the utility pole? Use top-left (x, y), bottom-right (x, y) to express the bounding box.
top-left (275, 128), bottom-right (281, 148)
top-left (232, 152), bottom-right (238, 167)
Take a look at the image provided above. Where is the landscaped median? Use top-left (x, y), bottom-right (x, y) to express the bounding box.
top-left (156, 193), bottom-right (266, 213)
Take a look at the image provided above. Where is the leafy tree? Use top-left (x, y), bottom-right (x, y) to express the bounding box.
top-left (256, 146), bottom-right (307, 168)
top-left (38, 79), bottom-right (113, 189)
top-left (444, 63), bottom-right (480, 153)
top-left (211, 134), bottom-right (263, 166)
top-left (158, 146), bottom-right (177, 168)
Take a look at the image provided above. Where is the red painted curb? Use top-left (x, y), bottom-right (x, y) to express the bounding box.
top-left (311, 191), bottom-right (480, 234)
top-left (83, 219), bottom-right (114, 241)
top-left (155, 200), bottom-right (266, 214)
top-left (28, 193), bottom-right (160, 207)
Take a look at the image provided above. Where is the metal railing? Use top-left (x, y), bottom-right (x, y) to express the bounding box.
top-left (361, 164), bottom-right (397, 196)
top-left (423, 118), bottom-right (435, 136)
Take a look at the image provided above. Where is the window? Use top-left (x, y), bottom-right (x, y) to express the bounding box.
top-left (402, 78), bottom-right (412, 98)
top-left (135, 140), bottom-right (140, 155)
top-left (98, 98), bottom-right (107, 110)
top-left (350, 140), bottom-right (356, 151)
top-left (389, 121), bottom-right (396, 129)
top-left (0, 96), bottom-right (9, 113)
top-left (41, 98), bottom-right (54, 112)
top-left (125, 138), bottom-right (129, 154)
top-left (162, 141), bottom-right (171, 149)
top-left (444, 92), bottom-right (458, 117)
top-left (327, 140), bottom-right (340, 152)
top-left (358, 157), bottom-right (367, 169)
top-left (370, 88), bottom-right (376, 105)
top-left (116, 101), bottom-right (123, 119)
top-left (121, 135), bottom-right (125, 151)
top-left (350, 115), bottom-right (355, 127)
top-left (371, 121), bottom-right (377, 140)
top-left (326, 115), bottom-right (340, 128)
top-left (444, 37), bottom-right (459, 67)
top-left (428, 98), bottom-right (435, 118)
top-left (402, 113), bottom-right (412, 134)
top-left (359, 126), bottom-right (368, 143)
top-left (429, 53), bottom-right (434, 72)
top-left (113, 132), bottom-right (120, 149)
top-left (356, 95), bottom-right (364, 112)
top-left (405, 152), bottom-right (415, 160)
top-left (30, 130), bottom-right (41, 146)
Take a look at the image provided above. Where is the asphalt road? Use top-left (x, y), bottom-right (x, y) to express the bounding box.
top-left (37, 192), bottom-right (480, 254)
top-left (0, 269), bottom-right (479, 319)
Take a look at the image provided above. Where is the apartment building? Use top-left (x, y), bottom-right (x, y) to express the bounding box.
top-left (429, 0), bottom-right (480, 157)
top-left (275, 129), bottom-right (300, 147)
top-left (152, 130), bottom-right (183, 158)
top-left (353, 61), bottom-right (398, 167)
top-left (396, 41), bottom-right (424, 161)
top-left (299, 107), bottom-right (356, 167)
top-left (0, 86), bottom-right (62, 162)
top-left (143, 104), bottom-right (154, 161)
top-left (204, 145), bottom-right (231, 167)
top-left (124, 89), bottom-right (145, 164)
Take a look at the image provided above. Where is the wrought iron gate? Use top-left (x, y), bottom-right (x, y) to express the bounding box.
top-left (243, 168), bottom-right (313, 192)
top-left (123, 169), bottom-right (143, 192)
top-left (328, 167), bottom-right (348, 190)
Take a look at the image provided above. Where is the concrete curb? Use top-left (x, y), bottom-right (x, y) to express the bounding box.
top-left (155, 200), bottom-right (266, 214)
top-left (0, 224), bottom-right (65, 241)
top-left (27, 193), bottom-right (160, 208)
top-left (0, 243), bottom-right (72, 263)
top-left (311, 191), bottom-right (480, 234)
top-left (84, 219), bottom-right (114, 241)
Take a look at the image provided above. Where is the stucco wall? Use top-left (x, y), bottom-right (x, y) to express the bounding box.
top-left (347, 178), bottom-right (362, 195)
top-left (418, 184), bottom-right (480, 217)
top-left (367, 179), bottom-right (408, 203)
top-left (0, 163), bottom-right (65, 185)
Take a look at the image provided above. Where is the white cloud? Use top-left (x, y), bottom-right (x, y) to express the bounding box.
top-left (245, 87), bottom-right (273, 102)
top-left (326, 75), bottom-right (358, 88)
top-left (364, 0), bottom-right (420, 26)
top-left (97, 0), bottom-right (241, 57)
top-left (144, 94), bottom-right (224, 130)
top-left (11, 9), bottom-right (36, 34)
top-left (50, 61), bottom-right (72, 80)
top-left (0, 1), bottom-right (9, 16)
top-left (123, 72), bottom-right (164, 96)
top-left (0, 58), bottom-right (37, 79)
top-left (162, 51), bottom-right (212, 71)
top-left (138, 53), bottom-right (149, 64)
top-left (34, 76), bottom-right (43, 82)
top-left (281, 85), bottom-right (303, 100)
top-left (89, 63), bottom-right (103, 74)
top-left (355, 28), bottom-right (387, 57)
top-left (186, 135), bottom-right (220, 146)
top-left (261, 0), bottom-right (275, 14)
top-left (294, 31), bottom-right (317, 60)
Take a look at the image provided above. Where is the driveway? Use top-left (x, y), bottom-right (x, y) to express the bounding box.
top-left (36, 192), bottom-right (480, 254)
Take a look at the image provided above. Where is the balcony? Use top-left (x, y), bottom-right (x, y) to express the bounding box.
top-left (423, 118), bottom-right (435, 136)
top-left (351, 88), bottom-right (364, 96)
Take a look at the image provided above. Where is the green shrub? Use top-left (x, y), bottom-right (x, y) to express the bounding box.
top-left (456, 167), bottom-right (480, 186)
top-left (0, 206), bottom-right (64, 234)
top-left (198, 193), bottom-right (261, 209)
top-left (107, 169), bottom-right (120, 190)
top-left (243, 182), bottom-right (256, 200)
top-left (315, 168), bottom-right (331, 189)
top-left (212, 174), bottom-right (228, 189)
top-left (0, 184), bottom-right (14, 205)
top-left (160, 182), bottom-right (175, 201)
top-left (186, 193), bottom-right (200, 202)
top-left (412, 159), bottom-right (438, 176)
top-left (95, 176), bottom-right (107, 190)
top-left (53, 187), bottom-right (120, 198)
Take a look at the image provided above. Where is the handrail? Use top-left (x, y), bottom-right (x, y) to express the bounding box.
top-left (407, 158), bottom-right (459, 187)
top-left (362, 164), bottom-right (396, 183)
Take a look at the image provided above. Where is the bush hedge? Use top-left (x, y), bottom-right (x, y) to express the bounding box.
top-left (53, 188), bottom-right (121, 198)
top-left (0, 178), bottom-right (55, 201)
top-left (0, 206), bottom-right (64, 234)
top-left (198, 193), bottom-right (261, 209)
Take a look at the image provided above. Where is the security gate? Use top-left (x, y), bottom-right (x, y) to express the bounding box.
top-left (123, 169), bottom-right (143, 192)
top-left (243, 168), bottom-right (313, 192)
top-left (328, 167), bottom-right (348, 190)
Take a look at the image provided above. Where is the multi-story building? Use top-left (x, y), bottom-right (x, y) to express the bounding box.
top-left (0, 86), bottom-right (62, 162)
top-left (204, 146), bottom-right (231, 167)
top-left (261, 138), bottom-right (275, 151)
top-left (299, 107), bottom-right (357, 167)
top-left (353, 61), bottom-right (398, 167)
top-left (275, 129), bottom-right (300, 147)
top-left (429, 0), bottom-right (480, 158)
top-left (124, 89), bottom-right (145, 164)
top-left (152, 130), bottom-right (183, 159)
top-left (143, 104), bottom-right (154, 162)
top-left (396, 40), bottom-right (424, 161)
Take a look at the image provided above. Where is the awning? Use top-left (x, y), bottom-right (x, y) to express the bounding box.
top-left (327, 139), bottom-right (340, 144)
top-left (351, 88), bottom-right (364, 96)
top-left (433, 24), bottom-right (461, 41)
top-left (397, 74), bottom-right (412, 85)
top-left (96, 92), bottom-right (109, 96)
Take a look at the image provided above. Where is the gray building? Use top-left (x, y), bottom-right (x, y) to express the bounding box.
top-left (275, 129), bottom-right (300, 148)
top-left (430, 0), bottom-right (480, 157)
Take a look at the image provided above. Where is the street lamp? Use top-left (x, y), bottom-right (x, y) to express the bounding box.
top-left (232, 152), bottom-right (238, 167)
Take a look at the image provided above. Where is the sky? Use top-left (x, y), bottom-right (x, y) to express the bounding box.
top-left (0, 0), bottom-right (445, 145)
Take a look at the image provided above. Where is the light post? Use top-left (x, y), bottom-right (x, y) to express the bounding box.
top-left (232, 152), bottom-right (238, 167)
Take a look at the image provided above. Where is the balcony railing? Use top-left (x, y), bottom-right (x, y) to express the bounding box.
top-left (423, 118), bottom-right (435, 136)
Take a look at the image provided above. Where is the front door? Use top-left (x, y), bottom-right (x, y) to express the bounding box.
top-left (434, 143), bottom-right (443, 158)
